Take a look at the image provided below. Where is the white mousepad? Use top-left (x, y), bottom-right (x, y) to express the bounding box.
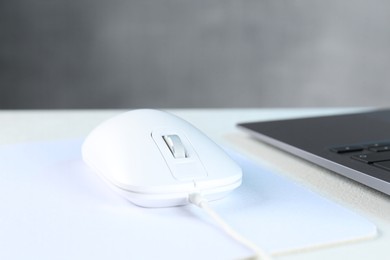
top-left (0, 140), bottom-right (377, 259)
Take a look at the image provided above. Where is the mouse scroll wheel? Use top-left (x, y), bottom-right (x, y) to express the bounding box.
top-left (162, 135), bottom-right (187, 159)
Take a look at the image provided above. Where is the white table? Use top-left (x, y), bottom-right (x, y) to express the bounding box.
top-left (0, 108), bottom-right (388, 260)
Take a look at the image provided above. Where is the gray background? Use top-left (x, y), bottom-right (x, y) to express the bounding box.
top-left (1, 0), bottom-right (390, 109)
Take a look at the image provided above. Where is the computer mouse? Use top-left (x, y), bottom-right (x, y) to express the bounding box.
top-left (82, 109), bottom-right (242, 207)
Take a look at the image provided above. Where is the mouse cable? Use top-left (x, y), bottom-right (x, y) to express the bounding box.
top-left (189, 193), bottom-right (272, 260)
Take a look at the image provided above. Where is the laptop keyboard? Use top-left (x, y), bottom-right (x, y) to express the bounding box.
top-left (330, 141), bottom-right (390, 172)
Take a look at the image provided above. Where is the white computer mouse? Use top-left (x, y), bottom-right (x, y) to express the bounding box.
top-left (82, 109), bottom-right (242, 207)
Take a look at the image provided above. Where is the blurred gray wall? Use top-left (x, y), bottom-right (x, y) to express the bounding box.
top-left (1, 0), bottom-right (390, 109)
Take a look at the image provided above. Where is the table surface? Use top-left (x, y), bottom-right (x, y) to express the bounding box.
top-left (0, 108), bottom-right (389, 260)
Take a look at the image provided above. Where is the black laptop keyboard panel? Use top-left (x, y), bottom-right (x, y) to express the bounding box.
top-left (330, 141), bottom-right (390, 172)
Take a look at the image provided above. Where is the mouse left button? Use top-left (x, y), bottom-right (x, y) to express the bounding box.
top-left (163, 135), bottom-right (187, 159)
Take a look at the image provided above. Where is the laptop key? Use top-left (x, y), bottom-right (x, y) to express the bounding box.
top-left (374, 161), bottom-right (390, 172)
top-left (369, 145), bottom-right (390, 152)
top-left (352, 152), bottom-right (390, 163)
top-left (367, 142), bottom-right (390, 148)
top-left (330, 145), bottom-right (364, 154)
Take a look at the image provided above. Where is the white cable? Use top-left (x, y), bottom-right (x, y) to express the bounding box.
top-left (189, 193), bottom-right (272, 260)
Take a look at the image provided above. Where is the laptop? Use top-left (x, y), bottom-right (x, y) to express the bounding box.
top-left (237, 108), bottom-right (390, 196)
